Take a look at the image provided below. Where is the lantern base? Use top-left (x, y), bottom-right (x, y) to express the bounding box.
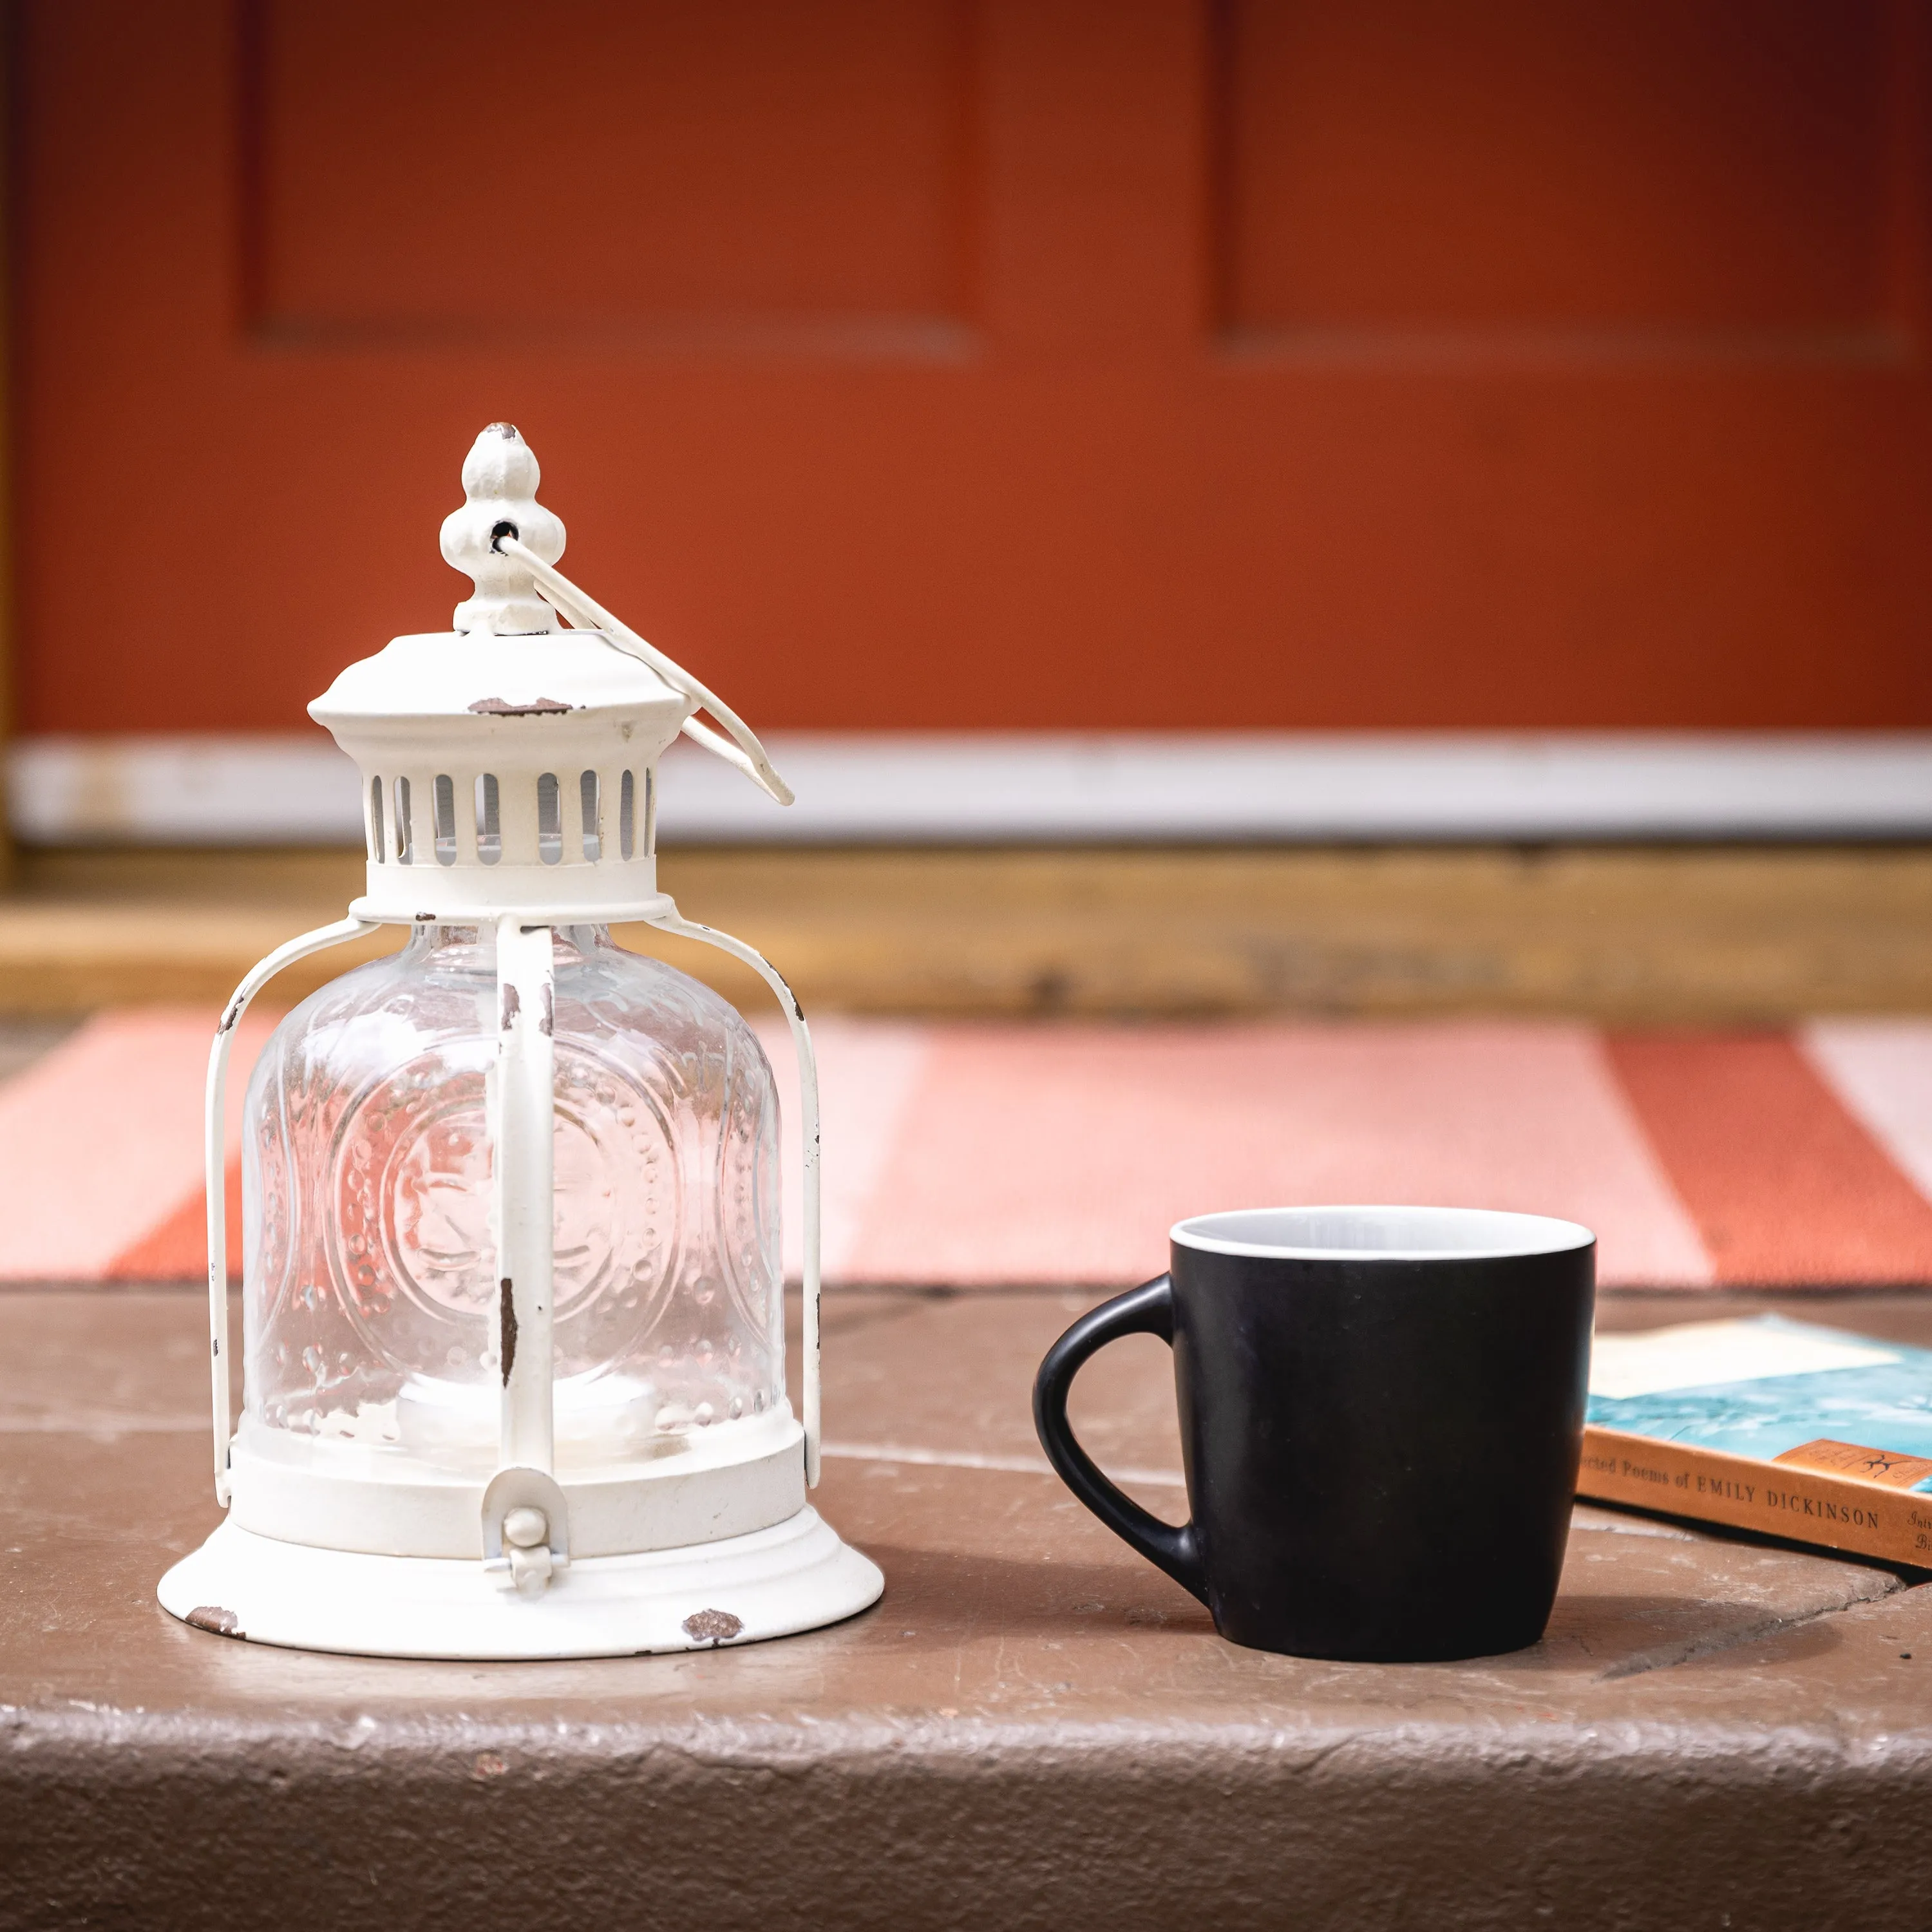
top-left (157, 1506), bottom-right (883, 1660)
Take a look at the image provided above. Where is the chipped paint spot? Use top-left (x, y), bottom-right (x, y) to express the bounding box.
top-left (540, 985), bottom-right (554, 1038)
top-left (500, 983), bottom-right (521, 1030)
top-left (415, 912), bottom-right (437, 923)
top-left (468, 696), bottom-right (572, 716)
top-left (500, 1278), bottom-right (518, 1385)
top-left (472, 1752), bottom-right (508, 1779)
top-left (682, 1608), bottom-right (743, 1644)
top-left (186, 1605), bottom-right (242, 1638)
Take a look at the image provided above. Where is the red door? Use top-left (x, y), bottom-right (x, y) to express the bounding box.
top-left (18, 1), bottom-right (1932, 739)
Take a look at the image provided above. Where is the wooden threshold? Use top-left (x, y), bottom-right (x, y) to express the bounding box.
top-left (1, 843), bottom-right (1929, 1019)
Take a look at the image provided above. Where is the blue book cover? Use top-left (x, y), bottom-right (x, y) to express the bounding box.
top-left (1581, 1315), bottom-right (1932, 1562)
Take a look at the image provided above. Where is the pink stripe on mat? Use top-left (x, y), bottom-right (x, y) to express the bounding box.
top-left (753, 1016), bottom-right (932, 1284)
top-left (107, 1153), bottom-right (243, 1283)
top-left (0, 1009), bottom-right (274, 1280)
top-left (842, 1021), bottom-right (1712, 1289)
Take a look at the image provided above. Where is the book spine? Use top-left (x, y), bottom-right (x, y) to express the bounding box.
top-left (1579, 1426), bottom-right (1932, 1567)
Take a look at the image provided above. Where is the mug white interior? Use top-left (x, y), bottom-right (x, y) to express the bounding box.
top-left (1171, 1205), bottom-right (1593, 1262)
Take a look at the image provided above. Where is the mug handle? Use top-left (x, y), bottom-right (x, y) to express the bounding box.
top-left (1032, 1275), bottom-right (1207, 1603)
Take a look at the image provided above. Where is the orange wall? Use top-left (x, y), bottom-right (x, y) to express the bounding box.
top-left (17, 0), bottom-right (1932, 734)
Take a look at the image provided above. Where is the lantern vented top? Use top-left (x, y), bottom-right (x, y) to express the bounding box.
top-left (440, 423), bottom-right (567, 638)
top-left (309, 422), bottom-right (793, 922)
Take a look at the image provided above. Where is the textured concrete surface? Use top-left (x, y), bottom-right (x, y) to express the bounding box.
top-left (5, 1288), bottom-right (1932, 1929)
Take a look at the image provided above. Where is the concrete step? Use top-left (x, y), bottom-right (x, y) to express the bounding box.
top-left (3, 1285), bottom-right (1931, 1927)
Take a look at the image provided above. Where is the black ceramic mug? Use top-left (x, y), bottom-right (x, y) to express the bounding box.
top-left (1033, 1206), bottom-right (1595, 1662)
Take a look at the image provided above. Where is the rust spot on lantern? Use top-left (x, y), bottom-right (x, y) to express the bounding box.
top-left (186, 1605), bottom-right (242, 1638)
top-left (682, 1608), bottom-right (743, 1645)
top-left (540, 985), bottom-right (554, 1037)
top-left (467, 696), bottom-right (573, 717)
top-left (500, 983), bottom-right (520, 1030)
top-left (500, 1277), bottom-right (518, 1384)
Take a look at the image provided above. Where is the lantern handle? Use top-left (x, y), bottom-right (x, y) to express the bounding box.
top-left (205, 918), bottom-right (379, 1507)
top-left (492, 533), bottom-right (795, 810)
top-left (639, 905), bottom-right (824, 1488)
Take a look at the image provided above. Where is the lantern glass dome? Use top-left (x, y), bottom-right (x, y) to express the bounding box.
top-left (242, 922), bottom-right (784, 1483)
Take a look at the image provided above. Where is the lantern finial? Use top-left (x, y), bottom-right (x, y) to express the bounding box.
top-left (440, 422), bottom-right (567, 637)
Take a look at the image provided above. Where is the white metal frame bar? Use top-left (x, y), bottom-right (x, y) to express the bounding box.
top-left (205, 917), bottom-right (377, 1506)
top-left (492, 915), bottom-right (557, 1474)
top-left (643, 907), bottom-right (825, 1486)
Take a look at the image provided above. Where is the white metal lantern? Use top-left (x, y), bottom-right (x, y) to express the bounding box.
top-left (158, 424), bottom-right (884, 1657)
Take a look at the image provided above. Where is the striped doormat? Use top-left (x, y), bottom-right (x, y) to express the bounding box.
top-left (3, 1010), bottom-right (1930, 1289)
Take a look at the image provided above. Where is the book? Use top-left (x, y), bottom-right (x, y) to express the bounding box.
top-left (1581, 1315), bottom-right (1932, 1567)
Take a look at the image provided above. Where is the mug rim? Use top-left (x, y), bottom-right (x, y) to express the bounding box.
top-left (1171, 1204), bottom-right (1595, 1263)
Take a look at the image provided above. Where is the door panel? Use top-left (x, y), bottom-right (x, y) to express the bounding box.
top-left (252, 1), bottom-right (971, 334)
top-left (1224, 2), bottom-right (1892, 336)
top-left (17, 1), bottom-right (1932, 736)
